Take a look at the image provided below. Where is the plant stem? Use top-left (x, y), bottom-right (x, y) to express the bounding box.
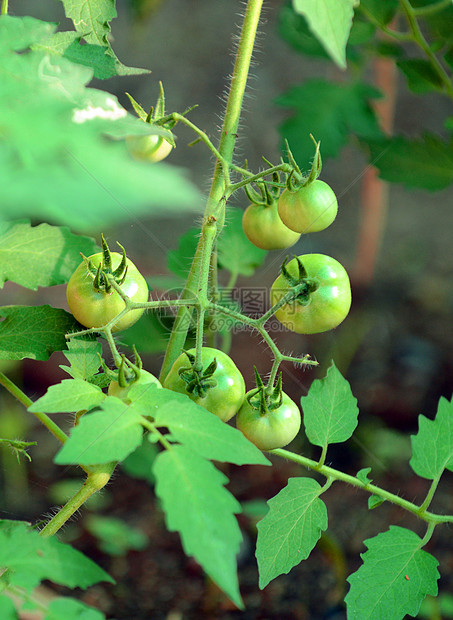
top-left (412, 0), bottom-right (452, 16)
top-left (1, 0), bottom-right (8, 15)
top-left (272, 448), bottom-right (453, 525)
top-left (39, 462), bottom-right (116, 537)
top-left (419, 473), bottom-right (443, 514)
top-left (159, 0), bottom-right (264, 381)
top-left (400, 0), bottom-right (453, 98)
top-left (0, 372), bottom-right (68, 445)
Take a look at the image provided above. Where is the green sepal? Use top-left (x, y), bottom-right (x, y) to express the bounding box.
top-left (176, 351), bottom-right (219, 398)
top-left (125, 92), bottom-right (148, 122)
top-left (304, 135), bottom-right (322, 186)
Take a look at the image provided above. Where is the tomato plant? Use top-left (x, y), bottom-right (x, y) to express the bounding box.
top-left (163, 347), bottom-right (245, 422)
top-left (277, 180), bottom-right (338, 233)
top-left (66, 251), bottom-right (149, 332)
top-left (236, 390), bottom-right (301, 450)
top-left (2, 0), bottom-right (453, 618)
top-left (242, 201), bottom-right (301, 250)
top-left (270, 254), bottom-right (351, 334)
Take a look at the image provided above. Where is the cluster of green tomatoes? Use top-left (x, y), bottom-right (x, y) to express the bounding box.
top-left (66, 174), bottom-right (351, 452)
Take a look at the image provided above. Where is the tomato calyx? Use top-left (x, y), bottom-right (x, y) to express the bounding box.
top-left (244, 167), bottom-right (282, 208)
top-left (278, 256), bottom-right (319, 305)
top-left (100, 345), bottom-right (144, 388)
top-left (285, 135), bottom-right (322, 193)
top-left (81, 234), bottom-right (129, 294)
top-left (247, 369), bottom-right (284, 416)
top-left (176, 350), bottom-right (218, 398)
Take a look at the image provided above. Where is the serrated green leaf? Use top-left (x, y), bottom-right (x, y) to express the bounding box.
top-left (301, 362), bottom-right (359, 449)
top-left (365, 134), bottom-right (453, 191)
top-left (356, 467), bottom-right (372, 485)
top-left (277, 80), bottom-right (382, 166)
top-left (28, 379), bottom-right (105, 414)
top-left (256, 477), bottom-right (328, 588)
top-left (34, 31), bottom-right (148, 80)
top-left (217, 208), bottom-right (266, 277)
top-left (152, 390), bottom-right (270, 466)
top-left (45, 597), bottom-right (105, 620)
top-left (0, 520), bottom-right (113, 592)
top-left (153, 446), bottom-right (243, 608)
top-left (345, 526), bottom-right (439, 619)
top-left (410, 395), bottom-right (453, 480)
top-left (292, 0), bottom-right (357, 69)
top-left (54, 398), bottom-right (144, 465)
top-left (0, 306), bottom-right (79, 361)
top-left (59, 338), bottom-right (103, 380)
top-left (0, 222), bottom-right (97, 289)
top-left (56, 0), bottom-right (147, 78)
top-left (397, 58), bottom-right (444, 94)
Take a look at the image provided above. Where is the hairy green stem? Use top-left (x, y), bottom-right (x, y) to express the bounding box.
top-left (159, 0), bottom-right (264, 381)
top-left (0, 372), bottom-right (68, 445)
top-left (39, 462), bottom-right (116, 537)
top-left (272, 448), bottom-right (453, 525)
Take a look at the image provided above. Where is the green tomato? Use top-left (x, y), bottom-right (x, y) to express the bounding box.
top-left (163, 347), bottom-right (245, 422)
top-left (108, 370), bottom-right (162, 404)
top-left (126, 134), bottom-right (173, 163)
top-left (270, 254), bottom-right (351, 334)
top-left (242, 202), bottom-right (301, 250)
top-left (236, 391), bottom-right (301, 450)
top-left (66, 252), bottom-right (149, 332)
top-left (277, 180), bottom-right (338, 233)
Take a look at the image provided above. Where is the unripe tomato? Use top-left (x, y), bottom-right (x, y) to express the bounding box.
top-left (66, 252), bottom-right (149, 332)
top-left (278, 180), bottom-right (338, 233)
top-left (163, 347), bottom-right (245, 422)
top-left (242, 202), bottom-right (301, 250)
top-left (127, 134), bottom-right (172, 163)
top-left (270, 254), bottom-right (351, 334)
top-left (108, 370), bottom-right (162, 404)
top-left (236, 391), bottom-right (301, 450)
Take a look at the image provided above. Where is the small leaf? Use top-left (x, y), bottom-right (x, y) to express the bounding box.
top-left (397, 58), bottom-right (445, 94)
top-left (368, 494), bottom-right (385, 510)
top-left (292, 0), bottom-right (358, 69)
top-left (410, 395), bottom-right (453, 480)
top-left (0, 306), bottom-right (80, 361)
top-left (153, 446), bottom-right (243, 608)
top-left (0, 520), bottom-right (113, 592)
top-left (365, 134), bottom-right (453, 191)
top-left (345, 526), bottom-right (439, 619)
top-left (29, 379), bottom-right (105, 413)
top-left (277, 80), bottom-right (382, 166)
top-left (256, 477), bottom-right (328, 588)
top-left (301, 362), bottom-right (359, 449)
top-left (59, 338), bottom-right (103, 380)
top-left (54, 398), bottom-right (144, 465)
top-left (356, 467), bottom-right (372, 485)
top-left (0, 222), bottom-right (97, 289)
